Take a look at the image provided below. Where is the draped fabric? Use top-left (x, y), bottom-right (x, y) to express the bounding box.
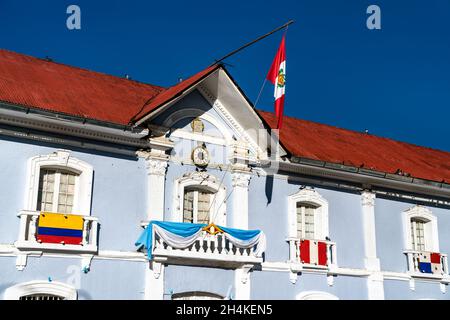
top-left (135, 221), bottom-right (266, 259)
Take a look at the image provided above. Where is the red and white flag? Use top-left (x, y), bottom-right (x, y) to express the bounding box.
top-left (300, 239), bottom-right (328, 266)
top-left (266, 35), bottom-right (286, 129)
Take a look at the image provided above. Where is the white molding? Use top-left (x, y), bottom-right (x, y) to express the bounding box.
top-left (361, 191), bottom-right (381, 271)
top-left (4, 281), bottom-right (77, 300)
top-left (15, 253), bottom-right (28, 271)
top-left (402, 205), bottom-right (439, 252)
top-left (25, 150), bottom-right (93, 215)
top-left (145, 156), bottom-right (168, 221)
top-left (0, 105), bottom-right (149, 146)
top-left (231, 171), bottom-right (251, 230)
top-left (144, 262), bottom-right (165, 300)
top-left (162, 108), bottom-right (233, 142)
top-left (367, 272), bottom-right (385, 300)
top-left (234, 265), bottom-right (252, 300)
top-left (170, 130), bottom-right (227, 146)
top-left (296, 291), bottom-right (339, 300)
top-left (287, 187), bottom-right (329, 240)
top-left (197, 85), bottom-right (263, 159)
top-left (172, 171), bottom-right (226, 225)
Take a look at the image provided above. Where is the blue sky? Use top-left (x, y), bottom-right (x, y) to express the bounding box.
top-left (1, 0), bottom-right (449, 151)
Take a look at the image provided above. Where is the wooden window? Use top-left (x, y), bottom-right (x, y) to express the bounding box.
top-left (296, 203), bottom-right (317, 240)
top-left (183, 188), bottom-right (214, 224)
top-left (37, 169), bottom-right (77, 214)
top-left (411, 218), bottom-right (426, 251)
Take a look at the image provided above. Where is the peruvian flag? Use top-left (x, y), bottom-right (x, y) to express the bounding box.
top-left (300, 239), bottom-right (328, 266)
top-left (266, 35), bottom-right (286, 129)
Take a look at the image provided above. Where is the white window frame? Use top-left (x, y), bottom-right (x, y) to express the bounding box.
top-left (25, 150), bottom-right (94, 215)
top-left (172, 291), bottom-right (224, 300)
top-left (288, 188), bottom-right (329, 240)
top-left (4, 281), bottom-right (77, 300)
top-left (296, 291), bottom-right (339, 300)
top-left (403, 205), bottom-right (439, 252)
top-left (173, 172), bottom-right (226, 226)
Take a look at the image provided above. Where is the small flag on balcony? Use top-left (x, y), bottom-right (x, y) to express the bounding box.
top-left (300, 239), bottom-right (328, 266)
top-left (36, 212), bottom-right (84, 245)
top-left (418, 252), bottom-right (442, 274)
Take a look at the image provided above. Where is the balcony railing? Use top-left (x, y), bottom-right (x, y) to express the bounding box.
top-left (142, 222), bottom-right (263, 267)
top-left (288, 238), bottom-right (337, 270)
top-left (404, 250), bottom-right (449, 278)
top-left (15, 210), bottom-right (99, 253)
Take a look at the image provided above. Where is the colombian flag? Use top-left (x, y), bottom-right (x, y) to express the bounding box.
top-left (36, 212), bottom-right (83, 245)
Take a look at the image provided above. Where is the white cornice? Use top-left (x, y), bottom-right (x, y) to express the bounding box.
top-left (0, 106), bottom-right (149, 147)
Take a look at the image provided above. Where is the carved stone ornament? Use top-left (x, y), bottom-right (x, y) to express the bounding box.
top-left (361, 191), bottom-right (376, 207)
top-left (146, 159), bottom-right (168, 176)
top-left (191, 117), bottom-right (205, 133)
top-left (231, 172), bottom-right (251, 188)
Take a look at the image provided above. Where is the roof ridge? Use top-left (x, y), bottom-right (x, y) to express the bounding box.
top-left (257, 109), bottom-right (450, 156)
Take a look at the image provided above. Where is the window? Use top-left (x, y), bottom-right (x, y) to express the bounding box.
top-left (16, 150), bottom-right (99, 261)
top-left (20, 294), bottom-right (65, 300)
top-left (37, 169), bottom-right (78, 214)
top-left (296, 291), bottom-right (339, 300)
top-left (25, 150), bottom-right (93, 215)
top-left (288, 188), bottom-right (329, 240)
top-left (183, 188), bottom-right (214, 224)
top-left (173, 172), bottom-right (226, 225)
top-left (410, 218), bottom-right (426, 251)
top-left (4, 281), bottom-right (77, 300)
top-left (172, 291), bottom-right (224, 300)
top-left (296, 203), bottom-right (317, 239)
top-left (403, 205), bottom-right (439, 252)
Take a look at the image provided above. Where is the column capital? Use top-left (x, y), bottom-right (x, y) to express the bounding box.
top-left (232, 171), bottom-right (251, 188)
top-left (146, 158), bottom-right (168, 176)
top-left (361, 190), bottom-right (376, 207)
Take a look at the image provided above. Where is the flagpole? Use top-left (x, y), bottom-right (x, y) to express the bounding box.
top-left (209, 20), bottom-right (294, 67)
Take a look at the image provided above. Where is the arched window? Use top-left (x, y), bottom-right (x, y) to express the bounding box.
top-left (183, 186), bottom-right (215, 224)
top-left (15, 150), bottom-right (99, 261)
top-left (37, 168), bottom-right (78, 214)
top-left (26, 150), bottom-right (94, 215)
top-left (288, 188), bottom-right (329, 240)
top-left (296, 291), bottom-right (339, 300)
top-left (296, 203), bottom-right (317, 240)
top-left (403, 205), bottom-right (439, 252)
top-left (4, 281), bottom-right (77, 300)
top-left (172, 291), bottom-right (224, 300)
top-left (173, 172), bottom-right (226, 226)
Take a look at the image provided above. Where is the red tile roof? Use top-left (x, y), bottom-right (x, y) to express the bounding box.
top-left (0, 49), bottom-right (219, 126)
top-left (258, 110), bottom-right (450, 184)
top-left (0, 49), bottom-right (448, 184)
top-left (130, 64), bottom-right (219, 123)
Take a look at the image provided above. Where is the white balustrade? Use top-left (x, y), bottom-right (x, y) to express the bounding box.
top-left (143, 223), bottom-right (263, 265)
top-left (287, 238), bottom-right (337, 269)
top-left (15, 210), bottom-right (99, 253)
top-left (404, 250), bottom-right (448, 278)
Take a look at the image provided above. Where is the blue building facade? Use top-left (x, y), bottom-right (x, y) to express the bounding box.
top-left (0, 49), bottom-right (449, 300)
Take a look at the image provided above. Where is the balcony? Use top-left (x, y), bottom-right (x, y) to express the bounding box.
top-left (404, 250), bottom-right (449, 279)
top-left (15, 210), bottom-right (99, 253)
top-left (139, 222), bottom-right (264, 268)
top-left (287, 238), bottom-right (337, 272)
